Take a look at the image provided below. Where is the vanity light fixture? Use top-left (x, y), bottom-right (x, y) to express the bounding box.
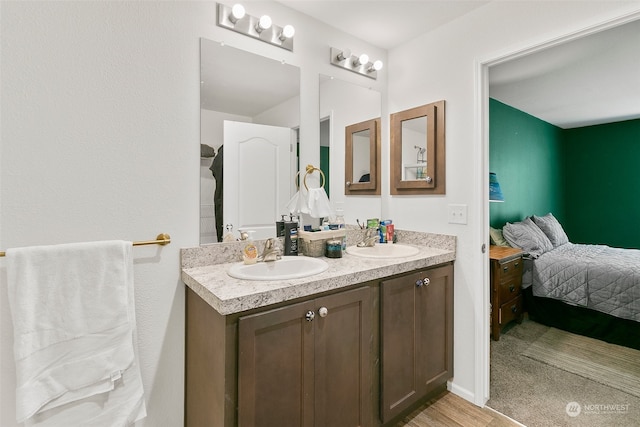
top-left (217, 3), bottom-right (295, 51)
top-left (330, 47), bottom-right (383, 80)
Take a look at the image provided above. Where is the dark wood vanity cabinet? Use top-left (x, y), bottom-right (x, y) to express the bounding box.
top-left (380, 264), bottom-right (454, 423)
top-left (185, 285), bottom-right (374, 427)
top-left (185, 262), bottom-right (453, 427)
top-left (237, 286), bottom-right (372, 427)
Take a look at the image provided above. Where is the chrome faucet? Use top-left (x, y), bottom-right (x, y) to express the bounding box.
top-left (357, 228), bottom-right (379, 247)
top-left (258, 238), bottom-right (281, 262)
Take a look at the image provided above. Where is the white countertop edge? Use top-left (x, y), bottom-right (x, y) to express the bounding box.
top-left (182, 246), bottom-right (455, 316)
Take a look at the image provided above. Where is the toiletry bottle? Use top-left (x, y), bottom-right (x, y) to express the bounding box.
top-left (335, 210), bottom-right (346, 251)
top-left (222, 224), bottom-right (236, 242)
top-left (276, 215), bottom-right (287, 237)
top-left (284, 217), bottom-right (298, 256)
top-left (242, 231), bottom-right (258, 264)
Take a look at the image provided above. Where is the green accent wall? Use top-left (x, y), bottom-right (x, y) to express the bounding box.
top-left (489, 99), bottom-right (564, 228)
top-left (490, 98), bottom-right (640, 249)
top-left (563, 120), bottom-right (640, 248)
top-left (320, 146), bottom-right (330, 198)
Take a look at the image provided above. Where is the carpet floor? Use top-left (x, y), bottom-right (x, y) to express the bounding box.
top-left (487, 318), bottom-right (640, 426)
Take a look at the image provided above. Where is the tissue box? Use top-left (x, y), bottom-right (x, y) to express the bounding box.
top-left (298, 229), bottom-right (346, 257)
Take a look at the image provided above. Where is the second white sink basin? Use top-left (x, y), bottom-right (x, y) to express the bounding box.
top-left (228, 256), bottom-right (329, 281)
top-left (346, 243), bottom-right (420, 259)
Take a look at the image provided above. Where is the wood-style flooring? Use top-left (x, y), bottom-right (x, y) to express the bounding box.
top-left (396, 391), bottom-right (522, 427)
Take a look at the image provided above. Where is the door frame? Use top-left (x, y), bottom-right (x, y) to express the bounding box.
top-left (475, 9), bottom-right (640, 406)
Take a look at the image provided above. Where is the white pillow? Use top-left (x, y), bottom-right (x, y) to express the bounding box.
top-left (533, 213), bottom-right (569, 247)
top-left (503, 217), bottom-right (553, 258)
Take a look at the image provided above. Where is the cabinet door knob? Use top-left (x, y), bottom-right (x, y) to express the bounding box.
top-left (511, 305), bottom-right (518, 314)
top-left (305, 310), bottom-right (315, 321)
top-left (415, 277), bottom-right (430, 287)
top-left (319, 307), bottom-right (328, 317)
top-left (509, 284), bottom-right (515, 293)
top-left (503, 266), bottom-right (509, 272)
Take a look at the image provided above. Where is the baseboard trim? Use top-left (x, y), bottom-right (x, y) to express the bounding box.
top-left (448, 380), bottom-right (475, 404)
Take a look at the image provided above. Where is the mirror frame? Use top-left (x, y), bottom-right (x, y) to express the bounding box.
top-left (390, 100), bottom-right (445, 195)
top-left (345, 117), bottom-right (381, 195)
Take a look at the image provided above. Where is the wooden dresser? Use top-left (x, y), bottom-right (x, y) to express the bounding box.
top-left (489, 245), bottom-right (524, 340)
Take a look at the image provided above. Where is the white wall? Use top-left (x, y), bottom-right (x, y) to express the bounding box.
top-left (386, 0), bottom-right (640, 404)
top-left (0, 1), bottom-right (385, 426)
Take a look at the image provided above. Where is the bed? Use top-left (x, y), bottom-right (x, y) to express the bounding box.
top-left (493, 213), bottom-right (640, 349)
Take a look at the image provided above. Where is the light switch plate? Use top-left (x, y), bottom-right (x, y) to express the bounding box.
top-left (448, 204), bottom-right (468, 224)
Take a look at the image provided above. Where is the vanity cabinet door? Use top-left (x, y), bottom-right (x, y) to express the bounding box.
top-left (238, 286), bottom-right (372, 427)
top-left (314, 287), bottom-right (372, 427)
top-left (238, 300), bottom-right (316, 427)
top-left (380, 263), bottom-right (453, 423)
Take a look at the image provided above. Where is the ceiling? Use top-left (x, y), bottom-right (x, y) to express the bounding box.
top-left (278, 0), bottom-right (489, 50)
top-left (489, 18), bottom-right (640, 129)
top-left (276, 1), bottom-right (640, 129)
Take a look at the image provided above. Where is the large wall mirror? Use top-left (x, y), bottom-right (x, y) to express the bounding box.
top-left (200, 38), bottom-right (300, 244)
top-left (319, 75), bottom-right (382, 201)
top-left (390, 100), bottom-right (445, 195)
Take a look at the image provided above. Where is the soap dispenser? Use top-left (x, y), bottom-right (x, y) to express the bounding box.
top-left (284, 216), bottom-right (299, 256)
top-left (242, 231), bottom-right (258, 264)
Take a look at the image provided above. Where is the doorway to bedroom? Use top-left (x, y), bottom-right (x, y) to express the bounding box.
top-left (484, 15), bottom-right (640, 427)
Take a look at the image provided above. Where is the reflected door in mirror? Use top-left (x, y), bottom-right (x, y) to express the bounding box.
top-left (224, 121), bottom-right (295, 239)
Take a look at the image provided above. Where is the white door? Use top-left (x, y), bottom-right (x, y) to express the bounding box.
top-left (224, 121), bottom-right (294, 239)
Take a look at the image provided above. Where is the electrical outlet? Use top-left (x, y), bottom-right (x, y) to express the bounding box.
top-left (448, 204), bottom-right (468, 224)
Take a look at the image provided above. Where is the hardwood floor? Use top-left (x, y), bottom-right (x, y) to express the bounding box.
top-left (396, 391), bottom-right (522, 427)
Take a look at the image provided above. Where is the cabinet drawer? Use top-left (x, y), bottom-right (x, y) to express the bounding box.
top-left (499, 295), bottom-right (522, 326)
top-left (497, 257), bottom-right (523, 282)
top-left (498, 278), bottom-right (521, 302)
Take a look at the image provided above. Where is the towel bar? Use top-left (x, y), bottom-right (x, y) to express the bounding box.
top-left (0, 233), bottom-right (171, 257)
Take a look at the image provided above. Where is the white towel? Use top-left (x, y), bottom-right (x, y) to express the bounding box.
top-left (6, 241), bottom-right (146, 426)
top-left (285, 187), bottom-right (308, 215)
top-left (307, 187), bottom-right (334, 218)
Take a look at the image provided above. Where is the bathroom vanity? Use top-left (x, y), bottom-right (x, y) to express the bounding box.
top-left (181, 230), bottom-right (455, 427)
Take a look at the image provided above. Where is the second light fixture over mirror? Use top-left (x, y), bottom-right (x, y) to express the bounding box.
top-left (330, 47), bottom-right (383, 79)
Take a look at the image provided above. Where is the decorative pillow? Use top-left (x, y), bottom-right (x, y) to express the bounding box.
top-left (503, 217), bottom-right (553, 258)
top-left (533, 213), bottom-right (569, 247)
top-left (489, 227), bottom-right (510, 247)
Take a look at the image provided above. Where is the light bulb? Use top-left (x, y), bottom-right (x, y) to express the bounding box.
top-left (230, 4), bottom-right (245, 23)
top-left (355, 53), bottom-right (369, 66)
top-left (281, 24), bottom-right (295, 38)
top-left (369, 60), bottom-right (383, 72)
top-left (256, 15), bottom-right (272, 32)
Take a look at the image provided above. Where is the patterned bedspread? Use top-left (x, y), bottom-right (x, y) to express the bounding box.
top-left (530, 243), bottom-right (640, 322)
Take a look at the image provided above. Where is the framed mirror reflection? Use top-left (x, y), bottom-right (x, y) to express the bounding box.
top-left (345, 118), bottom-right (380, 195)
top-left (390, 100), bottom-right (445, 195)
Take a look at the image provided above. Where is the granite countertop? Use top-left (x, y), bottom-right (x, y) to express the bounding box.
top-left (181, 229), bottom-right (456, 316)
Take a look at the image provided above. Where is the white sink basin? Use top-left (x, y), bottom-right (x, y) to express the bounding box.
top-left (228, 256), bottom-right (329, 281)
top-left (346, 243), bottom-right (420, 259)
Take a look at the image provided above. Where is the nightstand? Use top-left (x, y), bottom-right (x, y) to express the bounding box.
top-left (490, 245), bottom-right (524, 340)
